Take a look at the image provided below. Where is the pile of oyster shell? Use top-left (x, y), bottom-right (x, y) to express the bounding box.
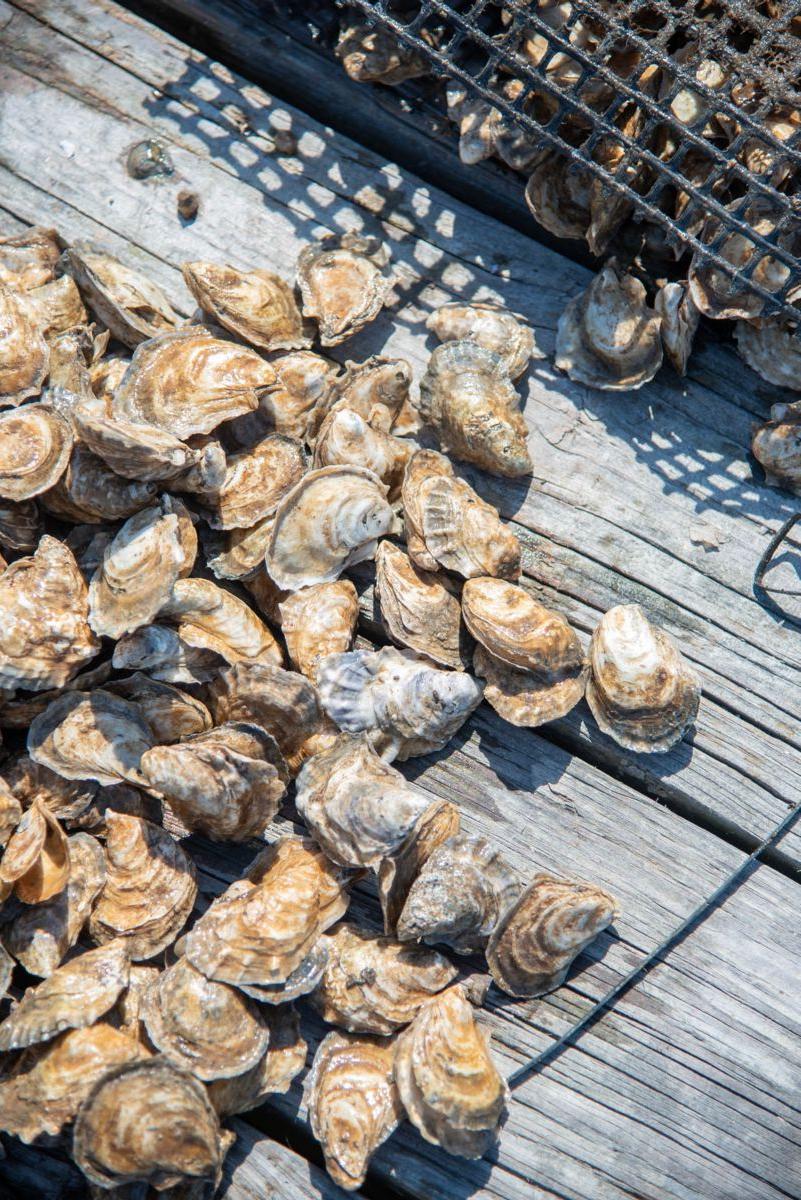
top-left (0, 223), bottom-right (701, 1193)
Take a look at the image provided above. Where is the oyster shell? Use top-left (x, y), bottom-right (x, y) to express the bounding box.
top-left (90, 354), bottom-right (130, 406)
top-left (393, 984), bottom-right (508, 1159)
top-left (586, 604), bottom-right (701, 752)
top-left (312, 922), bottom-right (458, 1035)
top-left (279, 580), bottom-right (359, 681)
top-left (28, 690), bottom-right (153, 787)
top-left (73, 401), bottom-right (205, 483)
top-left (18, 274), bottom-right (88, 342)
top-left (0, 282), bottom-right (49, 405)
top-left (62, 246), bottom-right (180, 347)
top-left (89, 812), bottom-right (197, 960)
top-left (296, 233), bottom-right (392, 346)
top-left (487, 871), bottom-right (620, 996)
top-left (0, 497), bottom-right (41, 551)
top-left (313, 407), bottom-right (412, 501)
top-left (0, 779), bottom-right (22, 845)
top-left (0, 940), bottom-right (129, 1051)
top-left (235, 940), bottom-right (328, 1006)
top-left (752, 401), bottom-right (801, 493)
top-left (72, 1058), bottom-right (224, 1191)
top-left (735, 318), bottom-right (801, 391)
top-left (112, 625), bottom-right (223, 685)
top-left (336, 19), bottom-right (427, 84)
top-left (0, 404), bottom-right (72, 501)
top-left (654, 282), bottom-right (700, 377)
top-left (419, 340), bottom-right (531, 478)
top-left (205, 516), bottom-right (275, 581)
top-left (227, 350), bottom-right (341, 445)
top-left (0, 227), bottom-right (62, 291)
top-left (556, 264), bottom-right (663, 391)
top-left (41, 444), bottom-right (158, 524)
top-left (196, 434), bottom-right (306, 529)
top-left (157, 577), bottom-right (283, 667)
top-left (319, 356), bottom-right (413, 437)
top-left (112, 328), bottom-right (272, 438)
top-left (397, 834), bottom-right (521, 955)
top-left (427, 302), bottom-right (539, 381)
top-left (0, 798), bottom-right (70, 905)
top-left (307, 1031), bottom-right (403, 1191)
top-left (110, 675), bottom-right (212, 745)
top-left (525, 150), bottom-right (592, 241)
top-left (206, 1005), bottom-right (306, 1116)
top-left (182, 261), bottom-right (310, 352)
top-left (380, 797), bottom-right (462, 935)
top-left (402, 450), bottom-right (521, 579)
top-left (266, 465), bottom-right (394, 590)
top-left (376, 540), bottom-right (468, 669)
top-left (4, 754), bottom-right (98, 824)
top-left (317, 646), bottom-right (483, 760)
top-left (0, 536), bottom-right (99, 693)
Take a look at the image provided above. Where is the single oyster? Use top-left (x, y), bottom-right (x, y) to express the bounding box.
top-left (111, 675), bottom-right (212, 745)
top-left (307, 1031), bottom-right (403, 1191)
top-left (487, 872), bottom-right (619, 996)
top-left (752, 401), bottom-right (801, 493)
top-left (317, 356), bottom-right (414, 438)
top-left (182, 261), bottom-right (310, 351)
top-left (0, 227), bottom-right (62, 291)
top-left (735, 318), bottom-right (801, 391)
top-left (140, 723), bottom-right (286, 842)
top-left (227, 350), bottom-right (341, 445)
top-left (243, 564), bottom-right (288, 623)
top-left (205, 516), bottom-right (275, 581)
top-left (525, 150), bottom-right (592, 241)
top-left (112, 328), bottom-right (272, 438)
top-left (313, 407), bottom-right (411, 501)
top-left (393, 984), bottom-right (508, 1159)
top-left (0, 798), bottom-right (70, 905)
top-left (196, 434), bottom-right (306, 529)
top-left (380, 797), bottom-right (462, 935)
top-left (419, 340), bottom-right (531, 478)
top-left (207, 1005), bottom-right (306, 1116)
top-left (427, 302), bottom-right (539, 380)
top-left (397, 834), bottom-right (521, 955)
top-left (654, 282), bottom-right (700, 376)
top-left (586, 604), bottom-right (701, 752)
top-left (376, 540), bottom-right (468, 669)
top-left (402, 450), bottom-right (521, 579)
top-left (41, 444), bottom-right (158, 524)
top-left (4, 754), bottom-right (98, 824)
top-left (235, 940), bottom-right (328, 1006)
top-left (266, 465), bottom-right (394, 590)
top-left (556, 263), bottom-right (663, 390)
top-left (89, 354), bottom-right (130, 405)
top-left (279, 580), bottom-right (359, 681)
top-left (336, 19), bottom-right (427, 83)
top-left (184, 836), bottom-right (351, 987)
top-left (296, 233), bottom-right (392, 346)
top-left (113, 626), bottom-right (223, 685)
top-left (89, 812), bottom-right (198, 961)
top-left (158, 577), bottom-right (283, 667)
top-left (0, 283), bottom-right (49, 405)
top-left (0, 940), bottom-right (129, 1051)
top-left (3, 832), bottom-right (105, 976)
top-left (0, 497), bottom-right (41, 550)
top-left (62, 246), bottom-right (180, 347)
top-left (141, 957), bottom-right (270, 1081)
top-left (72, 1058), bottom-right (224, 1191)
top-left (0, 404), bottom-right (72, 501)
top-left (73, 401), bottom-right (204, 483)
top-left (28, 690), bottom-right (153, 787)
top-left (0, 536), bottom-right (99, 693)
top-left (317, 646), bottom-right (484, 760)
top-left (18, 275), bottom-right (88, 341)
top-left (311, 923), bottom-right (458, 1035)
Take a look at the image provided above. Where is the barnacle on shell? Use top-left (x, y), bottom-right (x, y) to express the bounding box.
top-left (62, 245), bottom-right (180, 348)
top-left (427, 301), bottom-right (539, 380)
top-left (376, 540), bottom-right (469, 669)
top-left (182, 260), bottom-right (311, 351)
top-left (296, 232), bottom-right (392, 346)
top-left (279, 580), bottom-right (359, 681)
top-left (0, 404), bottom-right (72, 501)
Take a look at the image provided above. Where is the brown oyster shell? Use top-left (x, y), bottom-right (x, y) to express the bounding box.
top-left (279, 580), bottom-right (359, 681)
top-left (0, 536), bottom-right (99, 693)
top-left (205, 516), bottom-right (275, 581)
top-left (487, 871), bottom-right (620, 996)
top-left (296, 232), bottom-right (392, 346)
top-left (0, 227), bottom-right (62, 291)
top-left (227, 350), bottom-right (342, 445)
top-left (28, 690), bottom-right (153, 787)
top-left (88, 813), bottom-right (197, 960)
top-left (197, 434), bottom-right (306, 529)
top-left (376, 540), bottom-right (468, 669)
top-left (473, 644), bottom-right (586, 727)
top-left (266, 465), bottom-right (394, 591)
top-left (18, 274), bottom-right (87, 342)
top-left (207, 1005), bottom-right (306, 1116)
top-left (41, 444), bottom-right (158, 524)
top-left (377, 797), bottom-right (460, 937)
top-left (654, 282), bottom-right (700, 377)
top-left (736, 319), bottom-right (801, 391)
top-left (0, 940), bottom-right (129, 1051)
top-left (311, 922), bottom-right (458, 1035)
top-left (72, 1057), bottom-right (224, 1191)
top-left (62, 246), bottom-right (180, 348)
top-left (4, 754), bottom-right (98, 824)
top-left (336, 19), bottom-right (427, 83)
top-left (313, 407), bottom-right (412, 501)
top-left (0, 779), bottom-right (22, 845)
top-left (393, 984), bottom-right (508, 1159)
top-left (313, 356), bottom-right (414, 440)
top-left (0, 798), bottom-right (70, 905)
top-left (0, 283), bottom-right (49, 406)
top-left (427, 302), bottom-right (539, 381)
top-left (110, 675), bottom-right (212, 745)
top-left (182, 261), bottom-right (310, 352)
top-left (157, 577), bottom-right (283, 667)
top-left (112, 328), bottom-right (272, 439)
top-left (73, 401), bottom-right (204, 483)
top-left (317, 646), bottom-right (483, 760)
top-left (0, 497), bottom-right (41, 551)
top-left (234, 939), bottom-right (328, 1006)
top-left (307, 1031), bottom-right (403, 1191)
top-left (89, 354), bottom-right (130, 405)
top-left (586, 603), bottom-right (701, 752)
top-left (113, 625), bottom-right (223, 685)
top-left (0, 404), bottom-right (72, 501)
top-left (752, 401), bottom-right (801, 493)
top-left (525, 150), bottom-right (592, 241)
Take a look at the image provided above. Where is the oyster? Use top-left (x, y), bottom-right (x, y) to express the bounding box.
top-left (397, 834), bottom-right (521, 955)
top-left (402, 450), bottom-right (521, 579)
top-left (419, 340), bottom-right (531, 478)
top-left (586, 604), bottom-right (701, 752)
top-left (279, 580), bottom-right (359, 681)
top-left (427, 302), bottom-right (539, 381)
top-left (0, 404), bottom-right (72, 501)
top-left (62, 246), bottom-right (180, 347)
top-left (112, 962), bottom-right (160, 1046)
top-left (140, 723), bottom-right (286, 842)
top-left (752, 401), bottom-right (801, 493)
top-left (556, 264), bottom-right (663, 391)
top-left (320, 356), bottom-right (414, 437)
top-left (90, 354), bottom-right (131, 406)
top-left (487, 872), bottom-right (619, 996)
top-left (157, 577), bottom-right (283, 667)
top-left (0, 940), bottom-right (129, 1051)
top-left (72, 1058), bottom-right (224, 1191)
top-left (227, 350), bottom-right (341, 444)
top-left (235, 940), bottom-right (328, 1006)
top-left (4, 754), bottom-right (98, 824)
top-left (28, 690), bottom-right (153, 787)
top-left (205, 516), bottom-right (275, 581)
top-left (0, 497), bottom-right (41, 550)
top-left (735, 318), bottom-right (801, 391)
top-left (393, 984), bottom-right (508, 1159)
top-left (0, 227), bottom-right (62, 291)
top-left (112, 328), bottom-right (272, 438)
top-left (182, 261), bottom-right (310, 351)
top-left (110, 675), bottom-right (212, 745)
top-left (296, 233), bottom-right (392, 345)
top-left (113, 625), bottom-right (223, 685)
top-left (0, 282), bottom-right (49, 405)
top-left (311, 923), bottom-right (458, 1035)
top-left (73, 401), bottom-right (205, 483)
top-left (207, 1005), bottom-right (306, 1116)
top-left (41, 444), bottom-right (158, 524)
top-left (0, 779), bottom-right (22, 844)
top-left (525, 151), bottom-right (592, 241)
top-left (197, 434), bottom-right (306, 529)
top-left (18, 274), bottom-right (88, 341)
top-left (376, 540), bottom-right (468, 669)
top-left (0, 536), bottom-right (99, 693)
top-left (266, 465), bottom-right (394, 590)
top-left (313, 407), bottom-right (412, 501)
top-left (307, 1031), bottom-right (403, 1191)
top-left (0, 798), bottom-right (70, 905)
top-left (654, 282), bottom-right (700, 376)
top-left (141, 957), bottom-right (270, 1081)
top-left (336, 19), bottom-right (427, 84)
top-left (317, 646), bottom-right (483, 760)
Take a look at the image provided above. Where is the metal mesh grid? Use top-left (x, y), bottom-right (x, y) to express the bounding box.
top-left (339, 0), bottom-right (801, 322)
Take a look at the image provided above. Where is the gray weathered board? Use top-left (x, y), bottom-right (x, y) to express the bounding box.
top-left (0, 2), bottom-right (799, 1198)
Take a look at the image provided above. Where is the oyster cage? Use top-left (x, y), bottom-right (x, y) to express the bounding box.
top-left (340, 0), bottom-right (801, 323)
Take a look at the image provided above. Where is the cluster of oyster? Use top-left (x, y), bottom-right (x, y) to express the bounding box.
top-left (0, 221), bottom-right (701, 1193)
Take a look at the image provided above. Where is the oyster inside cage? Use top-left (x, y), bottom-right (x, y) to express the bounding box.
top-left (752, 401), bottom-right (801, 494)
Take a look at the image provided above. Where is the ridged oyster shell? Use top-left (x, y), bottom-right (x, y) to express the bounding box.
top-left (18, 274), bottom-right (88, 342)
top-left (196, 434), bottom-right (305, 529)
top-left (73, 401), bottom-right (205, 483)
top-left (0, 282), bottom-right (49, 406)
top-left (0, 227), bottom-right (62, 291)
top-left (378, 797), bottom-right (461, 935)
top-left (487, 871), bottom-right (619, 996)
top-left (313, 406), bottom-right (412, 501)
top-left (28, 690), bottom-right (153, 787)
top-left (182, 261), bottom-right (310, 351)
top-left (0, 797), bottom-right (70, 905)
top-left (206, 1005), bottom-right (306, 1117)
top-left (376, 540), bottom-right (469, 669)
top-left (0, 404), bottom-right (72, 500)
top-left (41, 444), bottom-right (158, 524)
top-left (157, 577), bottom-right (283, 667)
top-left (62, 246), bottom-right (180, 347)
top-left (313, 356), bottom-right (414, 439)
top-left (427, 301), bottom-right (539, 380)
top-left (4, 754), bottom-right (98, 824)
top-left (752, 401), bottom-right (801, 493)
top-left (296, 233), bottom-right (392, 346)
top-left (735, 319), bottom-right (801, 391)
top-left (110, 674), bottom-right (212, 745)
top-left (654, 282), bottom-right (699, 377)
top-left (586, 604), bottom-right (700, 752)
top-left (112, 625), bottom-right (223, 685)
top-left (279, 580), bottom-right (359, 681)
top-left (228, 350), bottom-right (341, 444)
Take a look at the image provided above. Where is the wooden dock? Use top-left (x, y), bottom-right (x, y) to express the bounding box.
top-left (0, 1), bottom-right (800, 1196)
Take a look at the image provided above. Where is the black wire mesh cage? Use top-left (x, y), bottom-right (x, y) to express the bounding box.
top-left (337, 0), bottom-right (801, 324)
